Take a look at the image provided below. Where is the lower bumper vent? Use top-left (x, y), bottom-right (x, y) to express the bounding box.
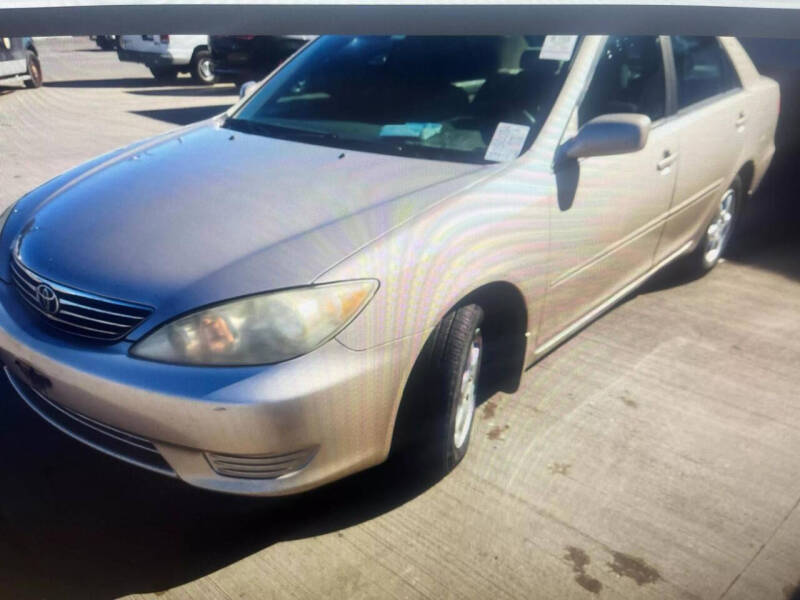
top-left (206, 447), bottom-right (317, 479)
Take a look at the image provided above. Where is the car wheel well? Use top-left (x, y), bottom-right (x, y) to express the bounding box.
top-left (390, 282), bottom-right (528, 461)
top-left (191, 46), bottom-right (210, 63)
top-left (452, 282), bottom-right (528, 395)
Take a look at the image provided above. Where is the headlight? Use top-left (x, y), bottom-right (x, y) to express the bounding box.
top-left (130, 280), bottom-right (378, 366)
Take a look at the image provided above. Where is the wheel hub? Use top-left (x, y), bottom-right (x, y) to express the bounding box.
top-left (454, 329), bottom-right (482, 450)
top-left (704, 188), bottom-right (735, 265)
top-left (198, 58), bottom-right (214, 81)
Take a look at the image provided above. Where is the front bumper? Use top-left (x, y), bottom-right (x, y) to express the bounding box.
top-left (0, 281), bottom-right (419, 495)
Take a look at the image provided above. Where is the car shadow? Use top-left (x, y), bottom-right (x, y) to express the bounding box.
top-left (130, 105), bottom-right (234, 126)
top-left (0, 376), bottom-right (440, 599)
top-left (44, 78), bottom-right (194, 89)
top-left (724, 149), bottom-right (800, 283)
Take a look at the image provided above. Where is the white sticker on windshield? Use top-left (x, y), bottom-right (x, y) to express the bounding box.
top-left (484, 122), bottom-right (530, 162)
top-left (539, 35), bottom-right (578, 61)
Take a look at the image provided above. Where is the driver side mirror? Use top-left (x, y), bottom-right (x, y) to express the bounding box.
top-left (239, 80), bottom-right (258, 100)
top-left (558, 113), bottom-right (651, 162)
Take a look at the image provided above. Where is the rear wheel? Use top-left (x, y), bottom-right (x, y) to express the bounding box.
top-left (685, 175), bottom-right (741, 275)
top-left (149, 66), bottom-right (179, 82)
top-left (394, 304), bottom-right (484, 477)
top-left (190, 49), bottom-right (216, 85)
top-left (23, 51), bottom-right (42, 88)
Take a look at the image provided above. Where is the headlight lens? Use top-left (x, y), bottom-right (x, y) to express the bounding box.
top-left (130, 280), bottom-right (378, 366)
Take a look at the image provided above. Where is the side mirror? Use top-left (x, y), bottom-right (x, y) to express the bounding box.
top-left (559, 113), bottom-right (651, 161)
top-left (239, 80), bottom-right (258, 100)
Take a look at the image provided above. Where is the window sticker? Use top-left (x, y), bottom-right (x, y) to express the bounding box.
top-left (539, 35), bottom-right (578, 61)
top-left (379, 122), bottom-right (442, 140)
top-left (484, 122), bottom-right (530, 162)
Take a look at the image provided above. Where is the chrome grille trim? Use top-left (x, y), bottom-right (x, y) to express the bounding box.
top-left (206, 447), bottom-right (317, 480)
top-left (10, 255), bottom-right (152, 342)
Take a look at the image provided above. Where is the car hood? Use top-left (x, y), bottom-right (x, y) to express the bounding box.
top-left (11, 122), bottom-right (485, 336)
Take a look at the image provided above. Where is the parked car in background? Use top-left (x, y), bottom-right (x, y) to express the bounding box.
top-left (0, 35), bottom-right (778, 496)
top-left (118, 34), bottom-right (215, 84)
top-left (210, 35), bottom-right (312, 83)
top-left (90, 35), bottom-right (119, 50)
top-left (0, 36), bottom-right (42, 88)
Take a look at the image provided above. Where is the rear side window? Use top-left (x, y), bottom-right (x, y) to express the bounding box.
top-left (579, 36), bottom-right (666, 125)
top-left (670, 36), bottom-right (741, 109)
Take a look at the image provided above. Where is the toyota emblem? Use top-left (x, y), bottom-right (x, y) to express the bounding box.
top-left (35, 283), bottom-right (60, 315)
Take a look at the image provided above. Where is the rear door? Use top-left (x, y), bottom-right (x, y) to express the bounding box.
top-left (654, 36), bottom-right (746, 261)
top-left (538, 36), bottom-right (680, 348)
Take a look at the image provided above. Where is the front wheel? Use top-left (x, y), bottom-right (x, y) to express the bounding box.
top-left (684, 175), bottom-right (741, 275)
top-left (395, 304), bottom-right (484, 477)
top-left (23, 51), bottom-right (42, 88)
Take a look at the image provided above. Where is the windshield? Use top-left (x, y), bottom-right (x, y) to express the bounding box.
top-left (228, 35), bottom-right (575, 164)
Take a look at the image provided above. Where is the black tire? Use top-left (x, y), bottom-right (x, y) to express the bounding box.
top-left (23, 51), bottom-right (42, 89)
top-left (190, 49), bottom-right (216, 85)
top-left (394, 304), bottom-right (484, 477)
top-left (149, 66), bottom-right (179, 82)
top-left (683, 175), bottom-right (742, 277)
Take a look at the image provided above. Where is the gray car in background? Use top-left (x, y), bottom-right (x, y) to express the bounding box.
top-left (0, 35), bottom-right (778, 495)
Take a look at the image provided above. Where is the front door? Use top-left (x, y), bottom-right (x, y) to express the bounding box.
top-left (537, 36), bottom-right (679, 349)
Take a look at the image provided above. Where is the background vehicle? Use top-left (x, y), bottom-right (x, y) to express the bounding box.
top-left (210, 35), bottom-right (312, 82)
top-left (0, 36), bottom-right (42, 88)
top-left (117, 34), bottom-right (215, 84)
top-left (89, 35), bottom-right (119, 50)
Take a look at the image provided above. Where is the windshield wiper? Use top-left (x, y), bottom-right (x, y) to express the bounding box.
top-left (224, 118), bottom-right (339, 141)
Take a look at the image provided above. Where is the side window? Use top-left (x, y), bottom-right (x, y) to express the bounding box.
top-left (670, 36), bottom-right (741, 109)
top-left (579, 36), bottom-right (666, 126)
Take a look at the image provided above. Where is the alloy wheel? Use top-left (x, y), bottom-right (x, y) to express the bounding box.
top-left (453, 328), bottom-right (482, 450)
top-left (704, 188), bottom-right (736, 266)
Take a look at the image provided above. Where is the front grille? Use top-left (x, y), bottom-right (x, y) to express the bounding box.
top-left (206, 447), bottom-right (317, 480)
top-left (10, 255), bottom-right (152, 342)
top-left (5, 366), bottom-right (175, 477)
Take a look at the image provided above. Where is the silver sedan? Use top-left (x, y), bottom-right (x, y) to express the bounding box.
top-left (0, 35), bottom-right (778, 495)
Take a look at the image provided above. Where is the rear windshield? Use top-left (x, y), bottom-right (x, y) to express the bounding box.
top-left (228, 35), bottom-right (576, 164)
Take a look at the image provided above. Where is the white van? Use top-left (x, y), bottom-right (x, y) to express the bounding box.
top-left (117, 35), bottom-right (215, 84)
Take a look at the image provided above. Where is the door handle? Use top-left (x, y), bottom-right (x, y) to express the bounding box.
top-left (656, 150), bottom-right (678, 172)
top-left (735, 112), bottom-right (748, 128)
